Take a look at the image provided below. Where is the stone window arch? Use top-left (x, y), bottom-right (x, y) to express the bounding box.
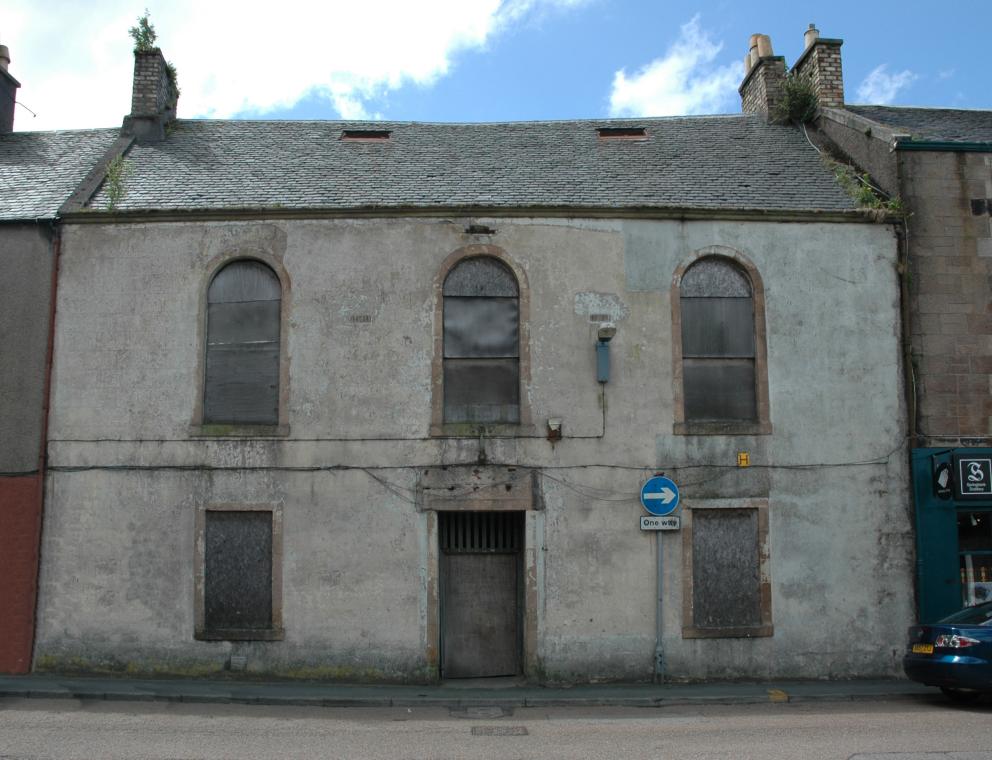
top-left (195, 257), bottom-right (289, 433)
top-left (672, 247), bottom-right (771, 435)
top-left (430, 245), bottom-right (532, 434)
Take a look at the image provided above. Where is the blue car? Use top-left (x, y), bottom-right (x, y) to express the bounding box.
top-left (904, 601), bottom-right (992, 701)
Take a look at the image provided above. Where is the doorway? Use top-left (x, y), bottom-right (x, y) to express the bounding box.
top-left (439, 510), bottom-right (523, 679)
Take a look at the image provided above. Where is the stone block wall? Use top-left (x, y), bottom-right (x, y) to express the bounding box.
top-left (739, 57), bottom-right (786, 121)
top-left (793, 41), bottom-right (844, 109)
top-left (904, 151), bottom-right (992, 442)
top-left (130, 49), bottom-right (175, 120)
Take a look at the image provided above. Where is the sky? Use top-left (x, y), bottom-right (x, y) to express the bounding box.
top-left (4, 0), bottom-right (989, 132)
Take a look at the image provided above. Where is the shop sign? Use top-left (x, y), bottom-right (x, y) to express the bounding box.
top-left (954, 456), bottom-right (992, 499)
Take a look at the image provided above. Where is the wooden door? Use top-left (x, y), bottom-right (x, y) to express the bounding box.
top-left (439, 511), bottom-right (522, 679)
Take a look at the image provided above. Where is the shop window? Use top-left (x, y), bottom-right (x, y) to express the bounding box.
top-left (672, 250), bottom-right (771, 435)
top-left (958, 511), bottom-right (992, 607)
top-left (682, 500), bottom-right (772, 638)
top-left (195, 506), bottom-right (283, 641)
top-left (442, 256), bottom-right (520, 424)
top-left (203, 260), bottom-right (281, 426)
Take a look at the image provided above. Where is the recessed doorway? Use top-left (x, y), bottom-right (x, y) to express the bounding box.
top-left (439, 510), bottom-right (523, 679)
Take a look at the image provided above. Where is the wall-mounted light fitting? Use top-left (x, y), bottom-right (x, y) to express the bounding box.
top-left (596, 321), bottom-right (616, 383)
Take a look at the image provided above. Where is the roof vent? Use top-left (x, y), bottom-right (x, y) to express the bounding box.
top-left (341, 129), bottom-right (391, 141)
top-left (597, 127), bottom-right (647, 140)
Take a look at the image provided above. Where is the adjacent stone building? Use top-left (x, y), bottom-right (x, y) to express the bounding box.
top-left (742, 24), bottom-right (992, 625)
top-left (19, 42), bottom-right (914, 682)
top-left (0, 41), bottom-right (119, 673)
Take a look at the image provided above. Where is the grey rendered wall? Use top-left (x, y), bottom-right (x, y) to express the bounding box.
top-left (0, 223), bottom-right (53, 473)
top-left (36, 216), bottom-right (911, 681)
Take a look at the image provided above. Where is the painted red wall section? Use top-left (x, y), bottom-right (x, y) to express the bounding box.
top-left (0, 475), bottom-right (43, 673)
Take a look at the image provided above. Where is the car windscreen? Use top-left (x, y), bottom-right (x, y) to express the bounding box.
top-left (940, 601), bottom-right (992, 626)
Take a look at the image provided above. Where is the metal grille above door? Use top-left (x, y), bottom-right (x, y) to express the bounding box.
top-left (439, 510), bottom-right (522, 553)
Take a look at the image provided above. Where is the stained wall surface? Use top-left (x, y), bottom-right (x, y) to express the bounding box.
top-left (0, 223), bottom-right (55, 673)
top-left (36, 216), bottom-right (911, 681)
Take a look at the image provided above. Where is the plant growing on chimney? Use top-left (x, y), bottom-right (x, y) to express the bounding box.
top-left (105, 154), bottom-right (134, 210)
top-left (775, 73), bottom-right (818, 125)
top-left (128, 10), bottom-right (157, 53)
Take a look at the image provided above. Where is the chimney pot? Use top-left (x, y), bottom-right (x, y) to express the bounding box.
top-left (0, 44), bottom-right (9, 71)
top-left (756, 34), bottom-right (774, 58)
top-left (804, 24), bottom-right (820, 49)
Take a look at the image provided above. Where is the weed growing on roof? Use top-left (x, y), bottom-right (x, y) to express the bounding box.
top-left (128, 10), bottom-right (157, 53)
top-left (774, 73), bottom-right (818, 125)
top-left (825, 157), bottom-right (907, 219)
top-left (105, 155), bottom-right (134, 211)
top-left (165, 61), bottom-right (181, 98)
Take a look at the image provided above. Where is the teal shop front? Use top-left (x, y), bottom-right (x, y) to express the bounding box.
top-left (912, 448), bottom-right (992, 622)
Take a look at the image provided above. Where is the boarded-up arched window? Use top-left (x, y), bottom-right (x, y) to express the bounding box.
top-left (680, 258), bottom-right (756, 421)
top-left (204, 260), bottom-right (281, 425)
top-left (443, 257), bottom-right (520, 423)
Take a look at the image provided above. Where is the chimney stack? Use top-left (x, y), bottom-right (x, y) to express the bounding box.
top-left (791, 24), bottom-right (844, 109)
top-left (739, 33), bottom-right (787, 122)
top-left (0, 40), bottom-right (21, 133)
top-left (122, 47), bottom-right (178, 143)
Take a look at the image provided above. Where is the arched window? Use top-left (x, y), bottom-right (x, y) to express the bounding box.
top-left (442, 256), bottom-right (520, 424)
top-left (679, 257), bottom-right (757, 422)
top-left (204, 260), bottom-right (281, 425)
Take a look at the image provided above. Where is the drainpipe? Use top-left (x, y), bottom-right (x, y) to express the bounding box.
top-left (30, 221), bottom-right (62, 669)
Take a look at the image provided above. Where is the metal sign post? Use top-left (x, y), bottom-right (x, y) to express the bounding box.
top-left (639, 475), bottom-right (681, 683)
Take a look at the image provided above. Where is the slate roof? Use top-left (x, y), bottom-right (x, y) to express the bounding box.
top-left (86, 116), bottom-right (858, 215)
top-left (0, 128), bottom-right (118, 221)
top-left (846, 106), bottom-right (992, 144)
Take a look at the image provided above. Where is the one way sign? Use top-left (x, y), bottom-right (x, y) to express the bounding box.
top-left (640, 476), bottom-right (680, 516)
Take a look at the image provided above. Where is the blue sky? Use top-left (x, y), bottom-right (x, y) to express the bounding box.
top-left (5, 0), bottom-right (989, 132)
top-left (263, 1), bottom-right (989, 123)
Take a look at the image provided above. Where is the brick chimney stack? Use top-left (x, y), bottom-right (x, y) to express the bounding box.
top-left (738, 34), bottom-right (787, 122)
top-left (123, 47), bottom-right (178, 143)
top-left (0, 40), bottom-right (21, 133)
top-left (791, 24), bottom-right (844, 109)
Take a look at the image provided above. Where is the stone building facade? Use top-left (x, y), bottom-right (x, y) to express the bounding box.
top-left (16, 43), bottom-right (915, 683)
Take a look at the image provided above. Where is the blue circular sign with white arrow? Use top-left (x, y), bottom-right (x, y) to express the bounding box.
top-left (640, 476), bottom-right (680, 516)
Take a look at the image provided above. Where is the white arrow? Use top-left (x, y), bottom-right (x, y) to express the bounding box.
top-left (645, 488), bottom-right (675, 504)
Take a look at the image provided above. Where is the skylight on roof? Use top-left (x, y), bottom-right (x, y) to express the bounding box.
top-left (597, 127), bottom-right (648, 140)
top-left (341, 129), bottom-right (391, 141)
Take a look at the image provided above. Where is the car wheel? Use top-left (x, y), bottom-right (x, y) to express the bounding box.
top-left (940, 687), bottom-right (981, 704)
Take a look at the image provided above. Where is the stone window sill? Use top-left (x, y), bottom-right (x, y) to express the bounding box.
top-left (674, 420), bottom-right (772, 436)
top-left (430, 422), bottom-right (537, 438)
top-left (189, 424), bottom-right (290, 438)
top-left (682, 625), bottom-right (774, 639)
top-left (194, 627), bottom-right (284, 642)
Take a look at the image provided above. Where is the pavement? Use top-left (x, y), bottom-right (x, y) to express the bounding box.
top-left (0, 674), bottom-right (936, 708)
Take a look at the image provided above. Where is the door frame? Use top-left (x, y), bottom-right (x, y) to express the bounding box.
top-left (418, 466), bottom-right (542, 682)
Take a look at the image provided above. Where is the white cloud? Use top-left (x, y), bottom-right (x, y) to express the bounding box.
top-left (4, 0), bottom-right (588, 131)
top-left (856, 64), bottom-right (917, 104)
top-left (608, 15), bottom-right (742, 118)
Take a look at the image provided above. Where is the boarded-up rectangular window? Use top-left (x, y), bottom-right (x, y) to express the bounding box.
top-left (197, 509), bottom-right (284, 640)
top-left (683, 501), bottom-right (772, 638)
